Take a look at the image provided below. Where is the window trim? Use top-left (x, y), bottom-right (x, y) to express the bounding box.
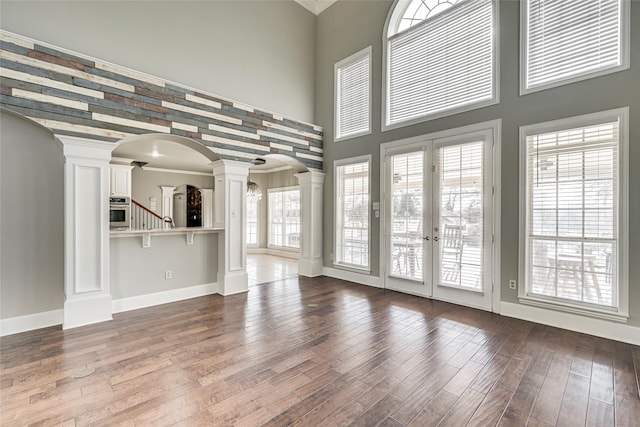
top-left (518, 108), bottom-right (629, 322)
top-left (382, 0), bottom-right (500, 131)
top-left (267, 185), bottom-right (301, 251)
top-left (519, 0), bottom-right (630, 96)
top-left (333, 154), bottom-right (372, 273)
top-left (334, 46), bottom-right (372, 142)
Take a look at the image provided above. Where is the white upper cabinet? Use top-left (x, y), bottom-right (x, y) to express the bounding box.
top-left (109, 165), bottom-right (133, 197)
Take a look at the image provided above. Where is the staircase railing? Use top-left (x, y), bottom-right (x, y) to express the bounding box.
top-left (130, 199), bottom-right (169, 230)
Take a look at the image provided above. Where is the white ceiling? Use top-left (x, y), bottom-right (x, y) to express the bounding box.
top-left (113, 137), bottom-right (214, 173)
top-left (112, 136), bottom-right (295, 174)
top-left (295, 0), bottom-right (339, 15)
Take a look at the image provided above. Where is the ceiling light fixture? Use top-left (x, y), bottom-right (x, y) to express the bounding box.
top-left (131, 161), bottom-right (148, 169)
top-left (247, 158), bottom-right (264, 201)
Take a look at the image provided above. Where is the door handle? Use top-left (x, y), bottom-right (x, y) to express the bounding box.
top-left (433, 236), bottom-right (439, 242)
top-left (423, 236), bottom-right (430, 240)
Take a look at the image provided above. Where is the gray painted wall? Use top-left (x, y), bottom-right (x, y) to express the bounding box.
top-left (131, 168), bottom-right (214, 213)
top-left (0, 0), bottom-right (316, 123)
top-left (110, 233), bottom-right (218, 299)
top-left (0, 110), bottom-right (64, 318)
top-left (315, 1), bottom-right (640, 325)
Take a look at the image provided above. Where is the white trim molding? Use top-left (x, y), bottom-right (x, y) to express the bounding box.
top-left (112, 282), bottom-right (219, 314)
top-left (501, 302), bottom-right (640, 346)
top-left (0, 309), bottom-right (64, 337)
top-left (322, 267), bottom-right (382, 289)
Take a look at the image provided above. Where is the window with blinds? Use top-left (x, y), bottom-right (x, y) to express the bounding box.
top-left (246, 198), bottom-right (258, 246)
top-left (522, 0), bottom-right (629, 93)
top-left (335, 47), bottom-right (371, 141)
top-left (436, 141), bottom-right (484, 291)
top-left (385, 0), bottom-right (496, 128)
top-left (390, 151), bottom-right (424, 280)
top-left (334, 157), bottom-right (370, 270)
top-left (268, 188), bottom-right (300, 250)
top-left (521, 110), bottom-right (627, 314)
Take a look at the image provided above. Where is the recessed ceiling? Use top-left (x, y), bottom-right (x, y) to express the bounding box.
top-left (112, 137), bottom-right (297, 174)
top-left (113, 138), bottom-right (214, 173)
top-left (295, 0), bottom-right (339, 15)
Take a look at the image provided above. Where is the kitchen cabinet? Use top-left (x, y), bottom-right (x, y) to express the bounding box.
top-left (110, 165), bottom-right (133, 197)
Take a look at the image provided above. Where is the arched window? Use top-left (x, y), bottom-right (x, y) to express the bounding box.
top-left (384, 0), bottom-right (498, 129)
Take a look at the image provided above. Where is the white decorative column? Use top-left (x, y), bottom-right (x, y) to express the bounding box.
top-left (212, 160), bottom-right (250, 295)
top-left (200, 188), bottom-right (213, 228)
top-left (295, 170), bottom-right (325, 277)
top-left (57, 135), bottom-right (113, 329)
top-left (160, 186), bottom-right (175, 228)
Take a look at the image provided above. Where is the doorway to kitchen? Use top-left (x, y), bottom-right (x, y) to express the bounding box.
top-left (381, 121), bottom-right (501, 312)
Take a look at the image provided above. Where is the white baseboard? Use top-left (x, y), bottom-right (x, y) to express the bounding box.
top-left (1, 309), bottom-right (63, 337)
top-left (322, 267), bottom-right (382, 288)
top-left (112, 282), bottom-right (219, 314)
top-left (266, 248), bottom-right (300, 259)
top-left (248, 247), bottom-right (300, 260)
top-left (500, 301), bottom-right (640, 346)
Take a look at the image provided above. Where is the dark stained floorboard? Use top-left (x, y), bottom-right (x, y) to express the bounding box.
top-left (1, 276), bottom-right (639, 426)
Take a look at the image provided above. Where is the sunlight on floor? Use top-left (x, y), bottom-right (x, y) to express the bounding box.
top-left (247, 253), bottom-right (298, 286)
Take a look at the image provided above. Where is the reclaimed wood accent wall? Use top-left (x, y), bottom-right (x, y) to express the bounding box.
top-left (0, 31), bottom-right (323, 170)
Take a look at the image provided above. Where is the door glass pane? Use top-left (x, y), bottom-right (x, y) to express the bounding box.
top-left (437, 141), bottom-right (484, 291)
top-left (390, 151), bottom-right (424, 280)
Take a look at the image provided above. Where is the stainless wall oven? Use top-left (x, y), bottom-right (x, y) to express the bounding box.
top-left (109, 196), bottom-right (130, 229)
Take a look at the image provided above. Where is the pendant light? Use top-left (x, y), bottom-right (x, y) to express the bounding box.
top-left (247, 158), bottom-right (265, 201)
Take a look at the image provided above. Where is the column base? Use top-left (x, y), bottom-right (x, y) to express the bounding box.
top-left (219, 271), bottom-right (249, 296)
top-left (298, 258), bottom-right (324, 277)
top-left (63, 294), bottom-right (112, 330)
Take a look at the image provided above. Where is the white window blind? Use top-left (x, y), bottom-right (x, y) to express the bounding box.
top-left (268, 188), bottom-right (300, 249)
top-left (524, 118), bottom-right (620, 308)
top-left (246, 198), bottom-right (258, 246)
top-left (386, 0), bottom-right (495, 127)
top-left (523, 0), bottom-right (627, 92)
top-left (335, 47), bottom-right (371, 140)
top-left (436, 141), bottom-right (484, 291)
top-left (335, 159), bottom-right (370, 269)
top-left (390, 151), bottom-right (424, 280)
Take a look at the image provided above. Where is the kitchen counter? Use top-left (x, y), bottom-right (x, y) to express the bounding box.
top-left (110, 227), bottom-right (223, 248)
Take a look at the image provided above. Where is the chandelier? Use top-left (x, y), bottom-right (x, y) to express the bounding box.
top-left (246, 158), bottom-right (264, 201)
top-left (246, 179), bottom-right (262, 201)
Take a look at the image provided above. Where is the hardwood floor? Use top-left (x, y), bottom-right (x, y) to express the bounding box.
top-left (1, 276), bottom-right (639, 426)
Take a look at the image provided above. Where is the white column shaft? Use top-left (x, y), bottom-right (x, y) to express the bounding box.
top-left (212, 160), bottom-right (250, 295)
top-left (295, 171), bottom-right (325, 277)
top-left (58, 135), bottom-right (113, 329)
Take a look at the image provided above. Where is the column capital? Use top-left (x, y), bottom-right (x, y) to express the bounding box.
top-left (294, 170), bottom-right (326, 185)
top-left (211, 159), bottom-right (251, 177)
top-left (55, 134), bottom-right (114, 160)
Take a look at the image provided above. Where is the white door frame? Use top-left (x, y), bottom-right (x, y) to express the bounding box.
top-left (379, 119), bottom-right (502, 312)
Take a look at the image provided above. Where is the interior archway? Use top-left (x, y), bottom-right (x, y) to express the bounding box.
top-left (246, 154), bottom-right (311, 286)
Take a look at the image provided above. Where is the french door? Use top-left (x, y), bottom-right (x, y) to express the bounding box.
top-left (383, 127), bottom-right (496, 311)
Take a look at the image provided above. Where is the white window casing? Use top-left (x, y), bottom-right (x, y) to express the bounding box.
top-left (519, 108), bottom-right (629, 322)
top-left (335, 46), bottom-right (372, 141)
top-left (334, 155), bottom-right (371, 271)
top-left (521, 0), bottom-right (630, 95)
top-left (268, 186), bottom-right (301, 250)
top-left (384, 0), bottom-right (498, 130)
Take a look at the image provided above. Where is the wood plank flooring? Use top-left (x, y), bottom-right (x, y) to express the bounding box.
top-left (1, 276), bottom-right (639, 426)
